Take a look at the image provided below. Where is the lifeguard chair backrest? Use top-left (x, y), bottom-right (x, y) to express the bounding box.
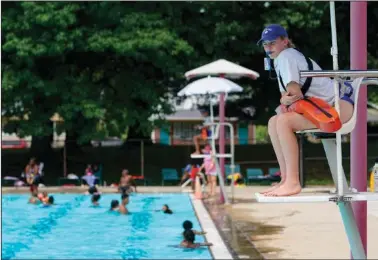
top-left (338, 77), bottom-right (364, 135)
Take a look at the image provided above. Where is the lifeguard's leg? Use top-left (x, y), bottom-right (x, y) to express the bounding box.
top-left (266, 112), bottom-right (316, 196)
top-left (339, 100), bottom-right (353, 123)
top-left (261, 115), bottom-right (287, 194)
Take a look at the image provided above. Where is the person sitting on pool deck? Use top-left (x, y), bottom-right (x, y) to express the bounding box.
top-left (119, 193), bottom-right (129, 214)
top-left (179, 164), bottom-right (193, 186)
top-left (91, 193), bottom-right (101, 206)
top-left (180, 229), bottom-right (212, 248)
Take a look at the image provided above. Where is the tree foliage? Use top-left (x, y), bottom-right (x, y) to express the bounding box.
top-left (2, 1), bottom-right (378, 151)
top-left (2, 2), bottom-right (194, 147)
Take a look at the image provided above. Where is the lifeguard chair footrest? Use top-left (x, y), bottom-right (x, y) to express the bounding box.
top-left (255, 192), bottom-right (378, 203)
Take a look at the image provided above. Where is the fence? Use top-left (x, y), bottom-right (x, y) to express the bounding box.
top-left (2, 134), bottom-right (378, 186)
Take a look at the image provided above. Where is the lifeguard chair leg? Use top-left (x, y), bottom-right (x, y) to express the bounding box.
top-left (338, 202), bottom-right (366, 259)
top-left (322, 139), bottom-right (349, 192)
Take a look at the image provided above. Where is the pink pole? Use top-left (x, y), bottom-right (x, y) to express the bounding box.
top-left (350, 1), bottom-right (367, 256)
top-left (219, 92), bottom-right (226, 204)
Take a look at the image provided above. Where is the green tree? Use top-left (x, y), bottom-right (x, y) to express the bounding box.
top-left (2, 2), bottom-right (194, 156)
top-left (2, 1), bottom-right (378, 159)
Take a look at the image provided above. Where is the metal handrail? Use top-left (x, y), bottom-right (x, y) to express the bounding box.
top-left (300, 70), bottom-right (378, 78)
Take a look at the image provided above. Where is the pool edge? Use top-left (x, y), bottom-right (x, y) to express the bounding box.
top-left (190, 194), bottom-right (234, 260)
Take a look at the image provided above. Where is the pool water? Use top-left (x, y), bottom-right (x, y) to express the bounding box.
top-left (2, 193), bottom-right (212, 259)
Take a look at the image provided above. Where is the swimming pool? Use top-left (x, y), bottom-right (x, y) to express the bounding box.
top-left (2, 193), bottom-right (213, 259)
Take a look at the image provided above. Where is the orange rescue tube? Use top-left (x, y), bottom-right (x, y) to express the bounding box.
top-left (288, 97), bottom-right (342, 133)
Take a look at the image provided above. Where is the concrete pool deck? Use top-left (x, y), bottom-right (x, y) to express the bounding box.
top-left (3, 185), bottom-right (378, 259)
top-left (190, 193), bottom-right (234, 259)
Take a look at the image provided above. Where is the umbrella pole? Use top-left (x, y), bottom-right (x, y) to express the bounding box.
top-left (219, 92), bottom-right (226, 204)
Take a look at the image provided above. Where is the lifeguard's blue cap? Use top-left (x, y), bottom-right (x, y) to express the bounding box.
top-left (257, 24), bottom-right (288, 45)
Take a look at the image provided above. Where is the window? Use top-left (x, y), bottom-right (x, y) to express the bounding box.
top-left (172, 122), bottom-right (232, 141)
top-left (173, 122), bottom-right (197, 140)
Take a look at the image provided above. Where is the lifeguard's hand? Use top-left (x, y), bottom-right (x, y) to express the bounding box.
top-left (280, 93), bottom-right (303, 106)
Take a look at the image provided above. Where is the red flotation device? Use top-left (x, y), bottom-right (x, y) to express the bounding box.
top-left (287, 97), bottom-right (342, 133)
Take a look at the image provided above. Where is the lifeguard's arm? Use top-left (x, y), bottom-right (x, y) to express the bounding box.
top-left (278, 53), bottom-right (304, 105)
top-left (280, 82), bottom-right (304, 105)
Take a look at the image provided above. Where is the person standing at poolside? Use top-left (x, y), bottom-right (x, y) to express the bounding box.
top-left (24, 157), bottom-right (40, 193)
top-left (198, 144), bottom-right (217, 197)
top-left (118, 169), bottom-right (137, 194)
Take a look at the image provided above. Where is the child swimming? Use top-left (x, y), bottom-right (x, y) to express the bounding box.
top-left (178, 220), bottom-right (211, 248)
top-left (91, 193), bottom-right (101, 206)
top-left (182, 220), bottom-right (206, 235)
top-left (180, 229), bottom-right (212, 248)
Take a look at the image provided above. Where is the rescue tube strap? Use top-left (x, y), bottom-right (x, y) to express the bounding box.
top-left (301, 98), bottom-right (333, 118)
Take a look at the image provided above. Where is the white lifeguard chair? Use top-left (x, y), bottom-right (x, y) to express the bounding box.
top-left (255, 76), bottom-right (378, 202)
top-left (178, 76), bottom-right (246, 204)
top-left (254, 2), bottom-right (378, 259)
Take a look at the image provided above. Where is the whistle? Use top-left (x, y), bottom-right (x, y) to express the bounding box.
top-left (264, 57), bottom-right (271, 71)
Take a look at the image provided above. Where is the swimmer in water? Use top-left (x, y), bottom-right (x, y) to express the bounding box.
top-left (182, 220), bottom-right (206, 235)
top-left (42, 196), bottom-right (54, 206)
top-left (28, 190), bottom-right (40, 204)
top-left (180, 229), bottom-right (212, 248)
top-left (155, 204), bottom-right (173, 214)
top-left (110, 200), bottom-right (119, 211)
top-left (37, 191), bottom-right (49, 203)
top-left (119, 193), bottom-right (129, 214)
top-left (85, 186), bottom-right (99, 195)
top-left (91, 193), bottom-right (101, 206)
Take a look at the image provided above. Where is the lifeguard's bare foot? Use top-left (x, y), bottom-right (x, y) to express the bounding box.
top-left (265, 183), bottom-right (301, 197)
top-left (260, 181), bottom-right (284, 194)
top-left (191, 151), bottom-right (200, 155)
